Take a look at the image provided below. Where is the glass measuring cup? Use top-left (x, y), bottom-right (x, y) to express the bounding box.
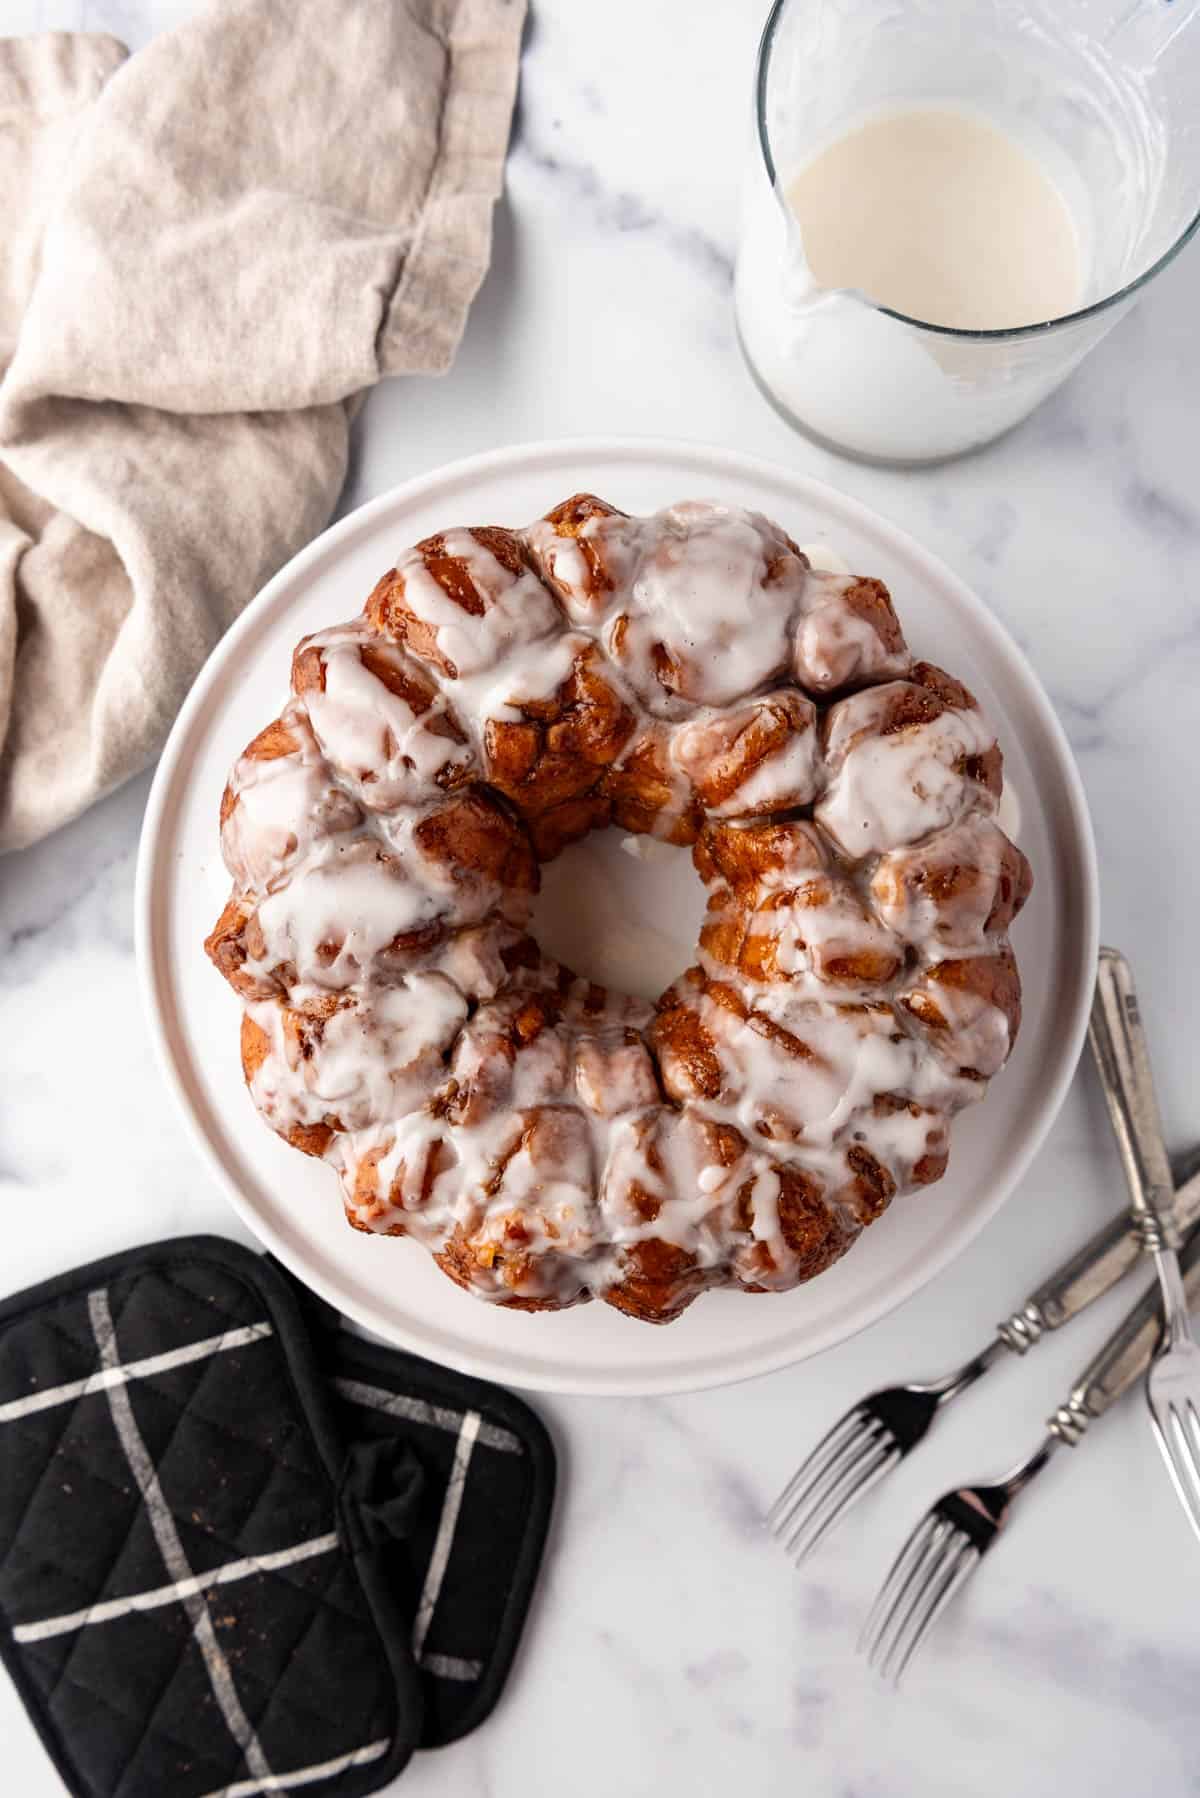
top-left (735, 0), bottom-right (1200, 464)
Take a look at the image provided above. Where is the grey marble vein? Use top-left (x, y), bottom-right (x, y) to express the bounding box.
top-left (513, 137), bottom-right (736, 287)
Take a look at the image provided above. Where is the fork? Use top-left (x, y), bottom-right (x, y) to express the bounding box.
top-left (1089, 946), bottom-right (1200, 1543)
top-left (861, 1216), bottom-right (1200, 1682)
top-left (767, 1148), bottom-right (1200, 1565)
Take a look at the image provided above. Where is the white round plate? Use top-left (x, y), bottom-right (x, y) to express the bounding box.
top-left (136, 438), bottom-right (1098, 1396)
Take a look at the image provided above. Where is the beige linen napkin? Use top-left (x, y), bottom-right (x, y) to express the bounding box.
top-left (0, 0), bottom-right (525, 851)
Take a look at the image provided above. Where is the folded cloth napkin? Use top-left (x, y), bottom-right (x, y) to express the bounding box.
top-left (0, 0), bottom-right (525, 852)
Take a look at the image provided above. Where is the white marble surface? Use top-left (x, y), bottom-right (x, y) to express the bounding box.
top-left (5, 2), bottom-right (1200, 1793)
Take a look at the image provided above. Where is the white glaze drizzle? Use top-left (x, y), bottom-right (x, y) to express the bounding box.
top-left (609, 502), bottom-right (807, 712)
top-left (391, 528), bottom-right (562, 678)
top-left (300, 623), bottom-right (473, 808)
top-left (817, 681), bottom-right (998, 857)
top-left (210, 499), bottom-right (1028, 1318)
top-left (220, 704), bottom-right (361, 894)
top-left (247, 973), bottom-right (468, 1136)
top-left (670, 691), bottom-right (819, 817)
top-left (793, 571), bottom-right (911, 693)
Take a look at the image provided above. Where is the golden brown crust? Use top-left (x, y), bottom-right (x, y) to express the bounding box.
top-left (910, 660), bottom-right (979, 713)
top-left (412, 788), bottom-right (538, 896)
top-left (240, 1002), bottom-right (348, 1158)
top-left (364, 526), bottom-right (552, 679)
top-left (542, 492), bottom-right (628, 533)
top-left (929, 948), bottom-right (1021, 1029)
top-left (344, 1132), bottom-right (460, 1235)
top-left (693, 819), bottom-right (827, 896)
top-left (528, 791), bottom-right (613, 861)
top-left (734, 1163), bottom-right (857, 1288)
top-left (841, 1145), bottom-right (897, 1223)
top-left (539, 493), bottom-right (627, 598)
top-left (651, 974), bottom-right (726, 1100)
top-left (243, 717), bottom-right (303, 761)
top-left (604, 725), bottom-right (702, 843)
top-left (843, 577), bottom-right (907, 658)
top-left (434, 1225), bottom-right (585, 1312)
top-left (239, 1010), bottom-right (270, 1082)
top-left (603, 1239), bottom-right (715, 1323)
top-left (778, 1167), bottom-right (854, 1269)
top-left (483, 642), bottom-right (635, 842)
top-left (872, 825), bottom-right (1032, 942)
top-left (694, 811), bottom-right (904, 993)
top-left (900, 946), bottom-right (1022, 1076)
top-left (363, 566), bottom-right (409, 639)
top-left (205, 894), bottom-right (279, 999)
top-left (673, 692), bottom-right (816, 812)
top-left (283, 1120), bottom-right (336, 1158)
top-left (290, 643), bottom-right (326, 697)
top-left (409, 535), bottom-right (488, 616)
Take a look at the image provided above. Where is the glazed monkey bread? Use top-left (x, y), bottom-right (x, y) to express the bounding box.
top-left (206, 495), bottom-right (1031, 1324)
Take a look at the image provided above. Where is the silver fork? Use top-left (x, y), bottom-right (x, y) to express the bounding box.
top-left (1090, 946), bottom-right (1200, 1543)
top-left (767, 1150), bottom-right (1200, 1565)
top-left (861, 1216), bottom-right (1200, 1682)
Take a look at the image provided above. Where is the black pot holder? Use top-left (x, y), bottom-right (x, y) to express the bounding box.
top-left (0, 1236), bottom-right (555, 1798)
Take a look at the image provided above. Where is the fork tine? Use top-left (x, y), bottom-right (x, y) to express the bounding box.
top-left (866, 1517), bottom-right (954, 1671)
top-left (885, 1538), bottom-right (980, 1686)
top-left (773, 1424), bottom-right (877, 1553)
top-left (1163, 1406), bottom-right (1200, 1502)
top-left (1178, 1407), bottom-right (1200, 1532)
top-left (768, 1409), bottom-right (870, 1532)
top-left (1176, 1400), bottom-right (1200, 1483)
top-left (778, 1423), bottom-right (890, 1553)
top-left (1170, 1406), bottom-right (1200, 1479)
top-left (787, 1439), bottom-right (899, 1566)
top-left (858, 1511), bottom-right (943, 1659)
top-left (1160, 1405), bottom-right (1200, 1528)
top-left (1184, 1401), bottom-right (1200, 1460)
top-left (1178, 1401), bottom-right (1200, 1512)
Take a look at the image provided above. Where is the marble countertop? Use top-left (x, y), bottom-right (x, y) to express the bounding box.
top-left (5, 2), bottom-right (1200, 1793)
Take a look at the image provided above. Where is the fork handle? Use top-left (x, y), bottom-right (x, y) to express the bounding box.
top-left (994, 1154), bottom-right (1200, 1350)
top-left (1049, 1222), bottom-right (1200, 1440)
top-left (999, 1161), bottom-right (1200, 1347)
top-left (1090, 948), bottom-right (1180, 1251)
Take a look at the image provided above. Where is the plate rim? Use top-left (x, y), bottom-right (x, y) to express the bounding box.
top-left (135, 433), bottom-right (1099, 1395)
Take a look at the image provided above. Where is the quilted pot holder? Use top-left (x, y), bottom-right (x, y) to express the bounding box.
top-left (0, 1236), bottom-right (555, 1798)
